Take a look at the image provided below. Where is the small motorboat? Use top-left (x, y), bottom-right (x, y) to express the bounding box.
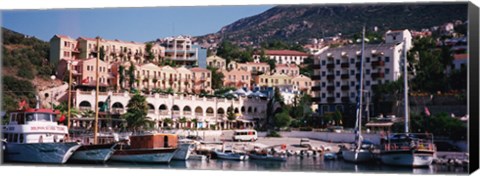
top-left (188, 154), bottom-right (207, 160)
top-left (213, 145), bottom-right (248, 161)
top-left (324, 152), bottom-right (338, 160)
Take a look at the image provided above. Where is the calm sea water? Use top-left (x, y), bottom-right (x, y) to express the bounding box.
top-left (60, 157), bottom-right (468, 174)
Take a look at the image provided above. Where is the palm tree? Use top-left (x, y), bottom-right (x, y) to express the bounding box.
top-left (163, 118), bottom-right (173, 128)
top-left (191, 118), bottom-right (198, 129)
top-left (122, 93), bottom-right (154, 132)
top-left (81, 109), bottom-right (95, 118)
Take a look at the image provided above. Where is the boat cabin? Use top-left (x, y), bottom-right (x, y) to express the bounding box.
top-left (129, 134), bottom-right (178, 149)
top-left (2, 108), bottom-right (69, 144)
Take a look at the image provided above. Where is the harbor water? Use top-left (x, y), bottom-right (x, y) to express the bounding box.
top-left (53, 156), bottom-right (468, 174)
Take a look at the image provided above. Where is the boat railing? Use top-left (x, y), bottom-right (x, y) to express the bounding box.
top-left (383, 140), bottom-right (435, 151)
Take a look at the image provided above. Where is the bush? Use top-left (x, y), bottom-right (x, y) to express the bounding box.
top-left (299, 127), bottom-right (313, 131)
top-left (266, 131), bottom-right (282, 137)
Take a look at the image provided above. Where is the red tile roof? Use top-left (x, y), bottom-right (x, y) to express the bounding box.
top-left (263, 50), bottom-right (309, 56)
top-left (190, 67), bottom-right (209, 72)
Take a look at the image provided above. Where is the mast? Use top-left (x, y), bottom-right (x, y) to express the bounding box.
top-left (94, 36), bottom-right (100, 144)
top-left (355, 26), bottom-right (366, 150)
top-left (67, 61), bottom-right (73, 129)
top-left (403, 39), bottom-right (409, 133)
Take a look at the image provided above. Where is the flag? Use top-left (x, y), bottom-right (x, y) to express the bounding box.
top-left (81, 78), bottom-right (89, 84)
top-left (59, 114), bottom-right (66, 122)
top-left (101, 96), bottom-right (111, 112)
top-left (18, 100), bottom-right (27, 110)
top-left (424, 106), bottom-right (431, 116)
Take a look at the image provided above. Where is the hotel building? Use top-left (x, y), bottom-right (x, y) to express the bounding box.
top-left (312, 30), bottom-right (412, 115)
top-left (253, 49), bottom-right (310, 65)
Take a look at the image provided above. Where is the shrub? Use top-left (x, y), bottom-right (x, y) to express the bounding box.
top-left (299, 127), bottom-right (313, 131)
top-left (267, 131), bottom-right (281, 137)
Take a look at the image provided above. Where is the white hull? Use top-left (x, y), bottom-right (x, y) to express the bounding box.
top-left (110, 149), bottom-right (177, 163)
top-left (173, 143), bottom-right (193, 160)
top-left (381, 151), bottom-right (434, 167)
top-left (69, 144), bottom-right (116, 162)
top-left (342, 149), bottom-right (374, 163)
top-left (214, 151), bottom-right (248, 160)
top-left (4, 142), bottom-right (81, 164)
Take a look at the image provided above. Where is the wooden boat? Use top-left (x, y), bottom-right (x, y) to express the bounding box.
top-left (109, 133), bottom-right (178, 163)
top-left (69, 139), bottom-right (117, 163)
top-left (2, 107), bottom-right (81, 164)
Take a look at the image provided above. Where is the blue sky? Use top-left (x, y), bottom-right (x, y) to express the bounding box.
top-left (1, 5), bottom-right (273, 42)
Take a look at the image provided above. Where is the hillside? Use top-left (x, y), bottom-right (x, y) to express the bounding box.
top-left (2, 27), bottom-right (57, 111)
top-left (195, 3), bottom-right (468, 45)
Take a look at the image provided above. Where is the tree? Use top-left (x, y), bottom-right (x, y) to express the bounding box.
top-left (81, 109), bottom-right (95, 118)
top-left (227, 104), bottom-right (236, 121)
top-left (273, 111), bottom-right (292, 129)
top-left (207, 66), bottom-right (225, 90)
top-left (145, 43), bottom-right (155, 62)
top-left (119, 65), bottom-right (125, 90)
top-left (122, 93), bottom-right (154, 132)
top-left (99, 46), bottom-right (106, 61)
top-left (127, 62), bottom-right (136, 89)
top-left (163, 118), bottom-right (173, 127)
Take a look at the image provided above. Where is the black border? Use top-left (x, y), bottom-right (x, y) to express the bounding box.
top-left (468, 2), bottom-right (479, 174)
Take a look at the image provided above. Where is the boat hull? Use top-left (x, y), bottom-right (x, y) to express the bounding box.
top-left (248, 153), bottom-right (286, 161)
top-left (4, 142), bottom-right (81, 164)
top-left (172, 143), bottom-right (193, 160)
top-left (380, 150), bottom-right (434, 167)
top-left (214, 151), bottom-right (248, 160)
top-left (110, 148), bottom-right (177, 163)
top-left (69, 143), bottom-right (117, 163)
top-left (188, 154), bottom-right (207, 160)
top-left (342, 149), bottom-right (374, 163)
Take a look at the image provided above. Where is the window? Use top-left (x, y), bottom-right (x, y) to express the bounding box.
top-left (385, 68), bottom-right (390, 74)
top-left (366, 81), bottom-right (370, 86)
top-left (350, 70), bottom-right (355, 75)
top-left (385, 57), bottom-right (390, 62)
top-left (322, 82), bottom-right (326, 87)
top-left (366, 69), bottom-right (370, 74)
top-left (336, 93), bottom-right (340, 98)
top-left (366, 57), bottom-right (370, 63)
top-left (37, 113), bottom-right (52, 122)
top-left (336, 71), bottom-right (340, 76)
top-left (322, 71), bottom-right (326, 76)
top-left (322, 93), bottom-right (326, 98)
top-left (336, 82), bottom-right (340, 86)
top-left (351, 92), bottom-right (355, 98)
top-left (350, 81), bottom-right (355, 86)
top-left (350, 58), bottom-right (355, 64)
top-left (322, 60), bottom-right (326, 65)
top-left (336, 60), bottom-right (340, 64)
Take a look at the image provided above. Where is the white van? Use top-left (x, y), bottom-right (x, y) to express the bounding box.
top-left (232, 129), bottom-right (258, 142)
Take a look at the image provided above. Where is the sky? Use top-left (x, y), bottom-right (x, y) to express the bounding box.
top-left (1, 5), bottom-right (273, 42)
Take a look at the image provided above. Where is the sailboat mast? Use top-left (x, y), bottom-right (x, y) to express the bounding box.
top-left (355, 26), bottom-right (366, 149)
top-left (403, 39), bottom-right (409, 133)
top-left (94, 37), bottom-right (100, 144)
top-left (67, 61), bottom-right (73, 129)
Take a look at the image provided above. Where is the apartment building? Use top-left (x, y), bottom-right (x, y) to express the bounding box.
top-left (256, 73), bottom-right (293, 88)
top-left (206, 55), bottom-right (226, 70)
top-left (160, 35), bottom-right (199, 67)
top-left (57, 58), bottom-right (111, 87)
top-left (312, 30), bottom-right (412, 115)
top-left (222, 69), bottom-right (252, 89)
top-left (275, 64), bottom-right (299, 77)
top-left (236, 62), bottom-right (271, 74)
top-left (190, 67), bottom-right (213, 94)
top-left (50, 35), bottom-right (165, 65)
top-left (253, 49), bottom-right (309, 65)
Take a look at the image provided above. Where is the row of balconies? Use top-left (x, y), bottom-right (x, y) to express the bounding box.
top-left (311, 96), bottom-right (352, 103)
top-left (315, 61), bottom-right (385, 70)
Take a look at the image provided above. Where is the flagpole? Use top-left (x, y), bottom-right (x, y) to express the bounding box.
top-left (94, 36), bottom-right (100, 145)
top-left (67, 61), bottom-right (73, 129)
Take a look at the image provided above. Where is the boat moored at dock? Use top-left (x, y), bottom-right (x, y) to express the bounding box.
top-left (109, 133), bottom-right (178, 163)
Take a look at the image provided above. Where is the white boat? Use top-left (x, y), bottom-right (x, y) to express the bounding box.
top-left (109, 133), bottom-right (178, 163)
top-left (379, 39), bottom-right (436, 167)
top-left (188, 154), bottom-right (207, 160)
top-left (213, 146), bottom-right (248, 161)
top-left (69, 142), bottom-right (117, 163)
top-left (341, 27), bottom-right (374, 163)
top-left (248, 153), bottom-right (287, 161)
top-left (2, 107), bottom-right (81, 164)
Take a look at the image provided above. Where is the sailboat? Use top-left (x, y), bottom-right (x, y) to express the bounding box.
top-left (379, 39), bottom-right (436, 167)
top-left (69, 37), bottom-right (118, 163)
top-left (342, 26), bottom-right (375, 163)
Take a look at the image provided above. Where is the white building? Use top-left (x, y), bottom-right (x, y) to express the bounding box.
top-left (74, 90), bottom-right (267, 129)
top-left (160, 35), bottom-right (199, 67)
top-left (252, 50), bottom-right (309, 65)
top-left (313, 30), bottom-right (412, 115)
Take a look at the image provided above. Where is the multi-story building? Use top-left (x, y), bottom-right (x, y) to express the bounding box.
top-left (291, 75), bottom-right (314, 95)
top-left (222, 69), bottom-right (252, 89)
top-left (160, 35), bottom-right (199, 67)
top-left (237, 62), bottom-right (271, 74)
top-left (50, 35), bottom-right (165, 65)
top-left (312, 30), bottom-right (412, 115)
top-left (256, 73), bottom-right (293, 88)
top-left (57, 58), bottom-right (111, 88)
top-left (190, 67), bottom-right (213, 94)
top-left (206, 55), bottom-right (226, 70)
top-left (253, 49), bottom-right (309, 65)
top-left (275, 64), bottom-right (299, 77)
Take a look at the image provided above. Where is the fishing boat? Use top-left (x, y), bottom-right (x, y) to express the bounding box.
top-left (2, 99), bottom-right (81, 164)
top-left (213, 145), bottom-right (248, 161)
top-left (109, 133), bottom-right (178, 163)
top-left (342, 26), bottom-right (375, 163)
top-left (380, 40), bottom-right (436, 167)
top-left (69, 135), bottom-right (118, 163)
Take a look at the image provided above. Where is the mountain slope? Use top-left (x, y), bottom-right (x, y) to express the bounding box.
top-left (197, 3), bottom-right (468, 45)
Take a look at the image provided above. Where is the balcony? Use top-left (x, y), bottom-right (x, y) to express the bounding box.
top-left (327, 75), bottom-right (335, 80)
top-left (371, 72), bottom-right (385, 79)
top-left (311, 75), bottom-right (321, 80)
top-left (326, 63), bottom-right (335, 69)
top-left (327, 86), bottom-right (335, 91)
top-left (341, 63), bottom-right (349, 68)
top-left (313, 64), bottom-right (321, 69)
top-left (312, 86), bottom-right (321, 91)
top-left (341, 74), bottom-right (349, 79)
top-left (327, 97), bottom-right (335, 103)
top-left (356, 62), bottom-right (362, 68)
top-left (371, 61), bottom-right (385, 67)
top-left (341, 97), bottom-right (350, 103)
top-left (341, 85), bottom-right (349, 91)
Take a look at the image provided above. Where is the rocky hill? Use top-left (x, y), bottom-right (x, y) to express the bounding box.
top-left (195, 3), bottom-right (468, 45)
